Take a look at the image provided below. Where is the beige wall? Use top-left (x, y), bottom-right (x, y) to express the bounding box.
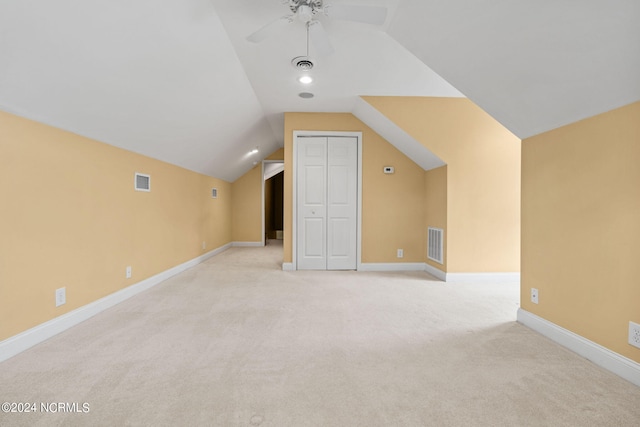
top-left (229, 147), bottom-right (284, 244)
top-left (230, 164), bottom-right (262, 243)
top-left (363, 97), bottom-right (521, 273)
top-left (521, 101), bottom-right (640, 362)
top-left (283, 113), bottom-right (426, 264)
top-left (425, 166), bottom-right (448, 270)
top-left (266, 148), bottom-right (284, 161)
top-left (0, 110), bottom-right (231, 341)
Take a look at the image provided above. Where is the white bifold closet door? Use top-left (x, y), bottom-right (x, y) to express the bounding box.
top-left (296, 136), bottom-right (357, 270)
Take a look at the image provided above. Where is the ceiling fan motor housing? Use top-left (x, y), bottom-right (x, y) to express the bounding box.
top-left (289, 0), bottom-right (324, 20)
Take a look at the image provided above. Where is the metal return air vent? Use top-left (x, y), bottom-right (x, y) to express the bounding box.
top-left (135, 173), bottom-right (150, 192)
top-left (428, 227), bottom-right (444, 264)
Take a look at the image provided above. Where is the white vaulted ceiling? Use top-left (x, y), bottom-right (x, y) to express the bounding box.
top-left (1, 1), bottom-right (638, 181)
top-left (210, 0), bottom-right (463, 144)
top-left (388, 0), bottom-right (640, 138)
top-left (0, 0), bottom-right (280, 182)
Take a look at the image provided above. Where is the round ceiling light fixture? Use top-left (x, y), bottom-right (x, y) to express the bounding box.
top-left (298, 75), bottom-right (313, 84)
top-left (299, 92), bottom-right (314, 99)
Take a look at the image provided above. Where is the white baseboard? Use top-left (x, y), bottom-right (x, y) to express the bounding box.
top-left (424, 263), bottom-right (446, 281)
top-left (517, 309), bottom-right (640, 387)
top-left (359, 263), bottom-right (427, 272)
top-left (282, 262), bottom-right (294, 271)
top-left (0, 243), bottom-right (232, 363)
top-left (445, 272), bottom-right (520, 284)
top-left (284, 260), bottom-right (515, 284)
top-left (232, 241), bottom-right (264, 247)
top-left (359, 262), bottom-right (516, 284)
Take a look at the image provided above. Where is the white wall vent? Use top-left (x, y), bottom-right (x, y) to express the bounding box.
top-left (135, 173), bottom-right (150, 192)
top-left (211, 188), bottom-right (218, 199)
top-left (428, 227), bottom-right (444, 264)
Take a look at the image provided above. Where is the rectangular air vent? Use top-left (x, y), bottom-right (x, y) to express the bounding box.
top-left (135, 173), bottom-right (150, 192)
top-left (428, 227), bottom-right (444, 264)
top-left (211, 188), bottom-right (218, 199)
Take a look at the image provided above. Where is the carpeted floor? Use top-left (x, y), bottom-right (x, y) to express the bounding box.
top-left (1, 242), bottom-right (639, 426)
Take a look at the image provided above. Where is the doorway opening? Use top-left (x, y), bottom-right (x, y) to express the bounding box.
top-left (263, 161), bottom-right (284, 248)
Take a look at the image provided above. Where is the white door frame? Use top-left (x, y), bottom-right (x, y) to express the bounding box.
top-left (292, 131), bottom-right (363, 271)
top-left (262, 160), bottom-right (285, 246)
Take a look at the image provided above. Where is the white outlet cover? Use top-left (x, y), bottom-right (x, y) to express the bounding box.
top-left (126, 266), bottom-right (132, 279)
top-left (629, 321), bottom-right (640, 349)
top-left (531, 288), bottom-right (539, 304)
top-left (397, 249), bottom-right (403, 258)
top-left (55, 287), bottom-right (66, 307)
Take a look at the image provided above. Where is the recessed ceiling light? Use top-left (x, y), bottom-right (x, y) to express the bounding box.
top-left (299, 92), bottom-right (314, 99)
top-left (298, 75), bottom-right (313, 84)
top-left (249, 148), bottom-right (259, 155)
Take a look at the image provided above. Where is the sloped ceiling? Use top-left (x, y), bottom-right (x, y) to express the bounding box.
top-left (388, 0), bottom-right (640, 139)
top-left (210, 0), bottom-right (463, 144)
top-left (1, 0), bottom-right (638, 181)
top-left (0, 0), bottom-right (280, 182)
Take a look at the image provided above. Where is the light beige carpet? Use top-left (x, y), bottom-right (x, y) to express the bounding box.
top-left (1, 242), bottom-right (639, 426)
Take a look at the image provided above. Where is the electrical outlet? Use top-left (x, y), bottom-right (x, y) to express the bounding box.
top-left (629, 322), bottom-right (640, 349)
top-left (202, 241), bottom-right (206, 250)
top-left (126, 266), bottom-right (132, 279)
top-left (397, 249), bottom-right (403, 258)
top-left (55, 287), bottom-right (66, 307)
top-left (531, 288), bottom-right (539, 304)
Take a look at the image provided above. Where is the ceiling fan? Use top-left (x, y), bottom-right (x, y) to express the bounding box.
top-left (246, 0), bottom-right (388, 57)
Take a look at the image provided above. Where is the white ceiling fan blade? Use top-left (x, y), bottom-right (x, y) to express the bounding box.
top-left (323, 4), bottom-right (388, 25)
top-left (246, 16), bottom-right (292, 43)
top-left (308, 20), bottom-right (335, 56)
